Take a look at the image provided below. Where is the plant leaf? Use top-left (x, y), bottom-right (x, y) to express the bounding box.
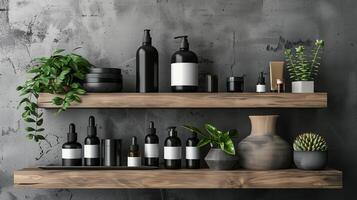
top-left (182, 125), bottom-right (204, 135)
top-left (197, 138), bottom-right (211, 147)
top-left (223, 139), bottom-right (235, 155)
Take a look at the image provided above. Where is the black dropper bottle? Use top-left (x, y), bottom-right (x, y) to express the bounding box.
top-left (128, 136), bottom-right (141, 167)
top-left (144, 121), bottom-right (159, 167)
top-left (84, 116), bottom-right (100, 166)
top-left (256, 72), bottom-right (266, 93)
top-left (164, 127), bottom-right (182, 169)
top-left (171, 35), bottom-right (198, 92)
top-left (136, 29), bottom-right (159, 93)
top-left (62, 123), bottom-right (82, 166)
top-left (185, 132), bottom-right (200, 169)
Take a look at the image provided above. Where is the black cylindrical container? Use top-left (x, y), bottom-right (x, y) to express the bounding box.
top-left (144, 121), bottom-right (159, 167)
top-left (164, 127), bottom-right (182, 169)
top-left (84, 116), bottom-right (100, 166)
top-left (101, 139), bottom-right (122, 166)
top-left (136, 29), bottom-right (159, 93)
top-left (171, 36), bottom-right (198, 92)
top-left (62, 124), bottom-right (82, 166)
top-left (186, 132), bottom-right (200, 169)
top-left (227, 76), bottom-right (244, 92)
top-left (205, 74), bottom-right (218, 92)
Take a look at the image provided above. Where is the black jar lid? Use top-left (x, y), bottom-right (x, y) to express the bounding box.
top-left (89, 68), bottom-right (122, 74)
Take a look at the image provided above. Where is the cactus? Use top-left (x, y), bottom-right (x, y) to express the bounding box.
top-left (293, 133), bottom-right (328, 151)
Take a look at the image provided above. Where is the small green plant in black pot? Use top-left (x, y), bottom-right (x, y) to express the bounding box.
top-left (183, 124), bottom-right (239, 170)
top-left (293, 132), bottom-right (328, 170)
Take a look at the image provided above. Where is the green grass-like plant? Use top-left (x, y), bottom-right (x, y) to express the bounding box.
top-left (293, 132), bottom-right (328, 151)
top-left (284, 40), bottom-right (324, 81)
top-left (17, 49), bottom-right (92, 142)
top-left (182, 124), bottom-right (239, 155)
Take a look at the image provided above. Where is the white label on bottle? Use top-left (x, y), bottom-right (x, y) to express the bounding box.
top-left (62, 148), bottom-right (82, 159)
top-left (164, 146), bottom-right (182, 160)
top-left (127, 157), bottom-right (141, 167)
top-left (185, 147), bottom-right (200, 160)
top-left (84, 145), bottom-right (99, 158)
top-left (171, 63), bottom-right (198, 86)
top-left (145, 144), bottom-right (159, 158)
top-left (256, 84), bottom-right (266, 93)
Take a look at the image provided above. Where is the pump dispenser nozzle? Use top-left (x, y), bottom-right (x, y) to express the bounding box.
top-left (87, 116), bottom-right (97, 137)
top-left (68, 123), bottom-right (77, 142)
top-left (174, 35), bottom-right (189, 50)
top-left (143, 29), bottom-right (152, 45)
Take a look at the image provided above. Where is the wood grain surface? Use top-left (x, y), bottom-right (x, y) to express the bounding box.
top-left (14, 168), bottom-right (342, 189)
top-left (37, 93), bottom-right (327, 108)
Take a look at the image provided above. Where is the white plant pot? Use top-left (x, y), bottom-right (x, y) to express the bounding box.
top-left (292, 81), bottom-right (314, 93)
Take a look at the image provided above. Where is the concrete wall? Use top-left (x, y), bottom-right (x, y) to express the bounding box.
top-left (0, 0), bottom-right (356, 199)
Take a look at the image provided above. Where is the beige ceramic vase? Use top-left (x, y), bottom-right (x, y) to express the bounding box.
top-left (237, 115), bottom-right (292, 170)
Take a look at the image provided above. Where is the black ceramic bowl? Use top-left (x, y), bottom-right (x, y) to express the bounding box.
top-left (83, 82), bottom-right (122, 92)
top-left (85, 73), bottom-right (122, 80)
top-left (85, 77), bottom-right (122, 83)
top-left (89, 68), bottom-right (122, 74)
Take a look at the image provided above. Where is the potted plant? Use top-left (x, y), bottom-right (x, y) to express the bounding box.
top-left (183, 124), bottom-right (239, 170)
top-left (17, 49), bottom-right (92, 142)
top-left (284, 40), bottom-right (325, 93)
top-left (293, 132), bottom-right (328, 170)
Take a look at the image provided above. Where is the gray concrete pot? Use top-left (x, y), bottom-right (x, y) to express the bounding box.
top-left (204, 148), bottom-right (238, 170)
top-left (294, 151), bottom-right (327, 170)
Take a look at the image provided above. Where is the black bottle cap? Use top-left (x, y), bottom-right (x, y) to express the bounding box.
top-left (147, 121), bottom-right (156, 135)
top-left (174, 35), bottom-right (189, 50)
top-left (68, 123), bottom-right (77, 143)
top-left (130, 136), bottom-right (139, 151)
top-left (168, 126), bottom-right (177, 137)
top-left (143, 29), bottom-right (152, 45)
top-left (257, 72), bottom-right (265, 84)
top-left (87, 116), bottom-right (97, 137)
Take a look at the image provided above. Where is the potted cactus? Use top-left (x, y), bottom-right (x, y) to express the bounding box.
top-left (293, 133), bottom-right (328, 170)
top-left (284, 40), bottom-right (324, 93)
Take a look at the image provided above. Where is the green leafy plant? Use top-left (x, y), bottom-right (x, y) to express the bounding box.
top-left (182, 124), bottom-right (239, 155)
top-left (293, 132), bottom-right (328, 151)
top-left (284, 39), bottom-right (325, 81)
top-left (17, 49), bottom-right (92, 142)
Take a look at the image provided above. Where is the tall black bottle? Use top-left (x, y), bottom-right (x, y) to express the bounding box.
top-left (185, 132), bottom-right (200, 169)
top-left (171, 35), bottom-right (198, 92)
top-left (136, 29), bottom-right (159, 92)
top-left (62, 124), bottom-right (82, 166)
top-left (84, 116), bottom-right (100, 166)
top-left (164, 127), bottom-right (182, 169)
top-left (144, 121), bottom-right (159, 167)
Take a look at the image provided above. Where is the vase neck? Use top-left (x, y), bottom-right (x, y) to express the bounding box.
top-left (249, 115), bottom-right (278, 136)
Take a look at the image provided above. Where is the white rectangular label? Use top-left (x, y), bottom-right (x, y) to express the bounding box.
top-left (62, 148), bottom-right (82, 159)
top-left (164, 146), bottom-right (182, 160)
top-left (171, 63), bottom-right (198, 86)
top-left (185, 147), bottom-right (200, 159)
top-left (84, 145), bottom-right (99, 158)
top-left (127, 157), bottom-right (141, 167)
top-left (145, 144), bottom-right (159, 158)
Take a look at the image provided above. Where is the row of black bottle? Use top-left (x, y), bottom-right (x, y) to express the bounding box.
top-left (136, 30), bottom-right (198, 93)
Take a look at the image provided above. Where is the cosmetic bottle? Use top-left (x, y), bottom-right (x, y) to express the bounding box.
top-left (227, 76), bottom-right (244, 92)
top-left (84, 116), bottom-right (100, 166)
top-left (164, 127), bottom-right (182, 169)
top-left (256, 72), bottom-right (266, 93)
top-left (277, 79), bottom-right (285, 93)
top-left (62, 123), bottom-right (82, 166)
top-left (101, 139), bottom-right (122, 166)
top-left (144, 121), bottom-right (159, 167)
top-left (185, 132), bottom-right (200, 169)
top-left (127, 136), bottom-right (141, 167)
top-left (136, 29), bottom-right (159, 93)
top-left (171, 36), bottom-right (198, 92)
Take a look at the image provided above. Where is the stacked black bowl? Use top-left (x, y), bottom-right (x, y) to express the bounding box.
top-left (83, 68), bottom-right (123, 92)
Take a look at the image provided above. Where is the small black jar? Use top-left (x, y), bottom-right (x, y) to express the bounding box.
top-left (227, 76), bottom-right (244, 92)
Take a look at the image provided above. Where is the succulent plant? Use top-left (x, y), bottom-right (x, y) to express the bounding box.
top-left (293, 133), bottom-right (328, 151)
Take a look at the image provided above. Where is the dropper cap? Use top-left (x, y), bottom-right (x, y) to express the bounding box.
top-left (129, 136), bottom-right (139, 151)
top-left (142, 29), bottom-right (152, 45)
top-left (87, 116), bottom-right (97, 137)
top-left (257, 72), bottom-right (265, 84)
top-left (168, 126), bottom-right (177, 137)
top-left (174, 36), bottom-right (189, 50)
top-left (67, 123), bottom-right (77, 143)
top-left (147, 121), bottom-right (156, 135)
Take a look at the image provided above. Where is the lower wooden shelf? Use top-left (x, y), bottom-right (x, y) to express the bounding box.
top-left (14, 168), bottom-right (342, 189)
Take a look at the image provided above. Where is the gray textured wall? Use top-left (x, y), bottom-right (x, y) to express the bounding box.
top-left (0, 0), bottom-right (356, 199)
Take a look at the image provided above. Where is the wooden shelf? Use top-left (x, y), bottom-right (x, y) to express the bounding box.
top-left (14, 168), bottom-right (341, 189)
top-left (38, 93), bottom-right (327, 108)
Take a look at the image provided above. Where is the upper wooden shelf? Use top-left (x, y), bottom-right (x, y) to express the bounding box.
top-left (14, 168), bottom-right (342, 189)
top-left (38, 93), bottom-right (327, 108)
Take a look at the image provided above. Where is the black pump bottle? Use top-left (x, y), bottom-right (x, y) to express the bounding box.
top-left (185, 132), bottom-right (200, 169)
top-left (144, 121), bottom-right (159, 167)
top-left (84, 116), bottom-right (100, 166)
top-left (171, 35), bottom-right (198, 92)
top-left (136, 29), bottom-right (159, 93)
top-left (164, 127), bottom-right (182, 169)
top-left (62, 123), bottom-right (82, 166)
